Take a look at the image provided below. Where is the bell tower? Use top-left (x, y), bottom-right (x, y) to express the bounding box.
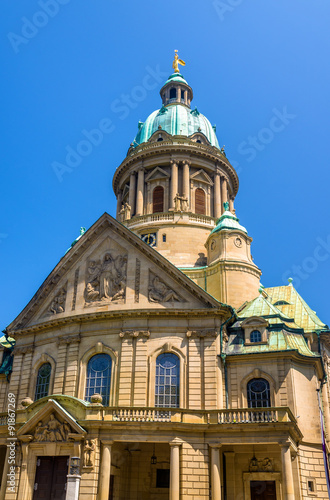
top-left (112, 53), bottom-right (239, 268)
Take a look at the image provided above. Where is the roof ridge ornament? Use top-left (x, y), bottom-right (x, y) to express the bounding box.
top-left (173, 50), bottom-right (186, 74)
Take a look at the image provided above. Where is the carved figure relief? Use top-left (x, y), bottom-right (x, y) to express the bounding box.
top-left (83, 439), bottom-right (96, 467)
top-left (48, 286), bottom-right (67, 315)
top-left (249, 456), bottom-right (273, 472)
top-left (85, 252), bottom-right (127, 305)
top-left (148, 272), bottom-right (182, 303)
top-left (33, 413), bottom-right (71, 442)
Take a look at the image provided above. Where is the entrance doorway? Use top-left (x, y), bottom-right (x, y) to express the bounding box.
top-left (250, 481), bottom-right (276, 500)
top-left (33, 456), bottom-right (68, 500)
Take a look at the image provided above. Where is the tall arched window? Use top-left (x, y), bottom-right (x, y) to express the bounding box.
top-left (153, 186), bottom-right (164, 213)
top-left (169, 88), bottom-right (177, 99)
top-left (155, 353), bottom-right (180, 408)
top-left (85, 354), bottom-right (112, 406)
top-left (195, 188), bottom-right (206, 215)
top-left (35, 363), bottom-right (51, 400)
top-left (247, 379), bottom-right (270, 408)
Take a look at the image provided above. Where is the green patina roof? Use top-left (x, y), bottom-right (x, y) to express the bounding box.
top-left (0, 334), bottom-right (15, 349)
top-left (211, 208), bottom-right (247, 234)
top-left (265, 284), bottom-right (327, 333)
top-left (133, 104), bottom-right (219, 149)
top-left (238, 293), bottom-right (301, 329)
top-left (163, 73), bottom-right (189, 85)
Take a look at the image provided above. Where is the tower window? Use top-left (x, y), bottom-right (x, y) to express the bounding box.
top-left (195, 188), bottom-right (206, 215)
top-left (250, 330), bottom-right (262, 342)
top-left (35, 363), bottom-right (51, 400)
top-left (181, 91), bottom-right (186, 102)
top-left (85, 354), bottom-right (111, 406)
top-left (247, 379), bottom-right (270, 408)
top-left (169, 88), bottom-right (177, 99)
top-left (153, 186), bottom-right (164, 213)
top-left (162, 234), bottom-right (166, 242)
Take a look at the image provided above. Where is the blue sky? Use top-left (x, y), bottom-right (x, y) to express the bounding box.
top-left (1, 0), bottom-right (330, 328)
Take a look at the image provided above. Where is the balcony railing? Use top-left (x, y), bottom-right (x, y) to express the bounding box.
top-left (0, 406), bottom-right (296, 428)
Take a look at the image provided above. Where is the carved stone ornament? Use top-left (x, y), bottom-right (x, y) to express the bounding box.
top-left (249, 457), bottom-right (273, 473)
top-left (83, 439), bottom-right (96, 468)
top-left (119, 330), bottom-right (150, 339)
top-left (234, 237), bottom-right (243, 248)
top-left (33, 413), bottom-right (72, 442)
top-left (47, 286), bottom-right (67, 315)
top-left (84, 252), bottom-right (127, 306)
top-left (186, 329), bottom-right (217, 339)
top-left (148, 272), bottom-right (182, 303)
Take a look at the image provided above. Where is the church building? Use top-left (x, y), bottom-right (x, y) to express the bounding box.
top-left (0, 53), bottom-right (329, 500)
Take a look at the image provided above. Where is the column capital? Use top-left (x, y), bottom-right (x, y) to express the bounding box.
top-left (209, 442), bottom-right (222, 449)
top-left (182, 160), bottom-right (191, 166)
top-left (170, 159), bottom-right (179, 166)
top-left (137, 166), bottom-right (146, 173)
top-left (169, 438), bottom-right (183, 447)
top-left (215, 167), bottom-right (222, 176)
top-left (100, 440), bottom-right (113, 446)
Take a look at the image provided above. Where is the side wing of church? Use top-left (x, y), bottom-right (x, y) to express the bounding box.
top-left (0, 56), bottom-right (329, 500)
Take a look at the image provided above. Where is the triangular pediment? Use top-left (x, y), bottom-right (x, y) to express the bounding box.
top-left (7, 213), bottom-right (225, 332)
top-left (17, 399), bottom-right (86, 442)
top-left (190, 169), bottom-right (213, 185)
top-left (145, 166), bottom-right (170, 182)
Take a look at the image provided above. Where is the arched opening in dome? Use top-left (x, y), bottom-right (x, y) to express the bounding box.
top-left (153, 186), bottom-right (164, 213)
top-left (195, 188), bottom-right (206, 215)
top-left (170, 88), bottom-right (177, 99)
top-left (181, 90), bottom-right (186, 103)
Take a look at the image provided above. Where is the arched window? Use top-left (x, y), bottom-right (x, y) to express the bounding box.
top-left (85, 354), bottom-right (111, 406)
top-left (247, 379), bottom-right (270, 408)
top-left (35, 363), bottom-right (51, 400)
top-left (195, 188), bottom-right (206, 215)
top-left (153, 186), bottom-right (164, 213)
top-left (169, 88), bottom-right (177, 99)
top-left (155, 353), bottom-right (180, 408)
top-left (250, 330), bottom-right (261, 342)
top-left (181, 90), bottom-right (186, 102)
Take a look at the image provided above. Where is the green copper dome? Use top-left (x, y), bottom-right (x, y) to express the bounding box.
top-left (211, 205), bottom-right (247, 234)
top-left (133, 104), bottom-right (220, 149)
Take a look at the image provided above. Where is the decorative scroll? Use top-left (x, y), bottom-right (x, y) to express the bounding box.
top-left (119, 330), bottom-right (150, 339)
top-left (148, 272), bottom-right (182, 303)
top-left (135, 258), bottom-right (140, 303)
top-left (33, 413), bottom-right (72, 442)
top-left (249, 457), bottom-right (273, 472)
top-left (71, 268), bottom-right (79, 310)
top-left (84, 252), bottom-right (127, 305)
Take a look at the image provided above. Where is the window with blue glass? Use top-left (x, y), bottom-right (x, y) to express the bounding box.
top-left (247, 378), bottom-right (270, 408)
top-left (35, 363), bottom-right (51, 400)
top-left (155, 353), bottom-right (180, 408)
top-left (250, 330), bottom-right (262, 343)
top-left (85, 354), bottom-right (112, 406)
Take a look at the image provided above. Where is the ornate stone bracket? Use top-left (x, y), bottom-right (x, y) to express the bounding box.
top-left (57, 334), bottom-right (81, 346)
top-left (186, 329), bottom-right (218, 339)
top-left (119, 330), bottom-right (150, 339)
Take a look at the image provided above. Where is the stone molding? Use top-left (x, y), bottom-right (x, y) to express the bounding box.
top-left (186, 329), bottom-right (218, 338)
top-left (119, 330), bottom-right (150, 339)
top-left (57, 334), bottom-right (81, 346)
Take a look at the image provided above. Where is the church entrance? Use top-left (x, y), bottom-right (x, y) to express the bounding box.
top-left (250, 480), bottom-right (276, 500)
top-left (33, 456), bottom-right (68, 500)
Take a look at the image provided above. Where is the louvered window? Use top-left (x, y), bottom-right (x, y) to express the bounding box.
top-left (153, 186), bottom-right (164, 213)
top-left (195, 188), bottom-right (206, 215)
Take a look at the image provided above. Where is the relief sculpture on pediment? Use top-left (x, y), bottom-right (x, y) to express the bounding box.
top-left (47, 286), bottom-right (67, 315)
top-left (148, 271), bottom-right (182, 303)
top-left (85, 252), bottom-right (127, 306)
top-left (33, 413), bottom-right (72, 442)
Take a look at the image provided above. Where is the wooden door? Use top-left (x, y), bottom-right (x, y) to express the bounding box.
top-left (33, 456), bottom-right (68, 500)
top-left (250, 481), bottom-right (276, 500)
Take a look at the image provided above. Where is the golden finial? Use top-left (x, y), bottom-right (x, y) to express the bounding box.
top-left (173, 50), bottom-right (186, 73)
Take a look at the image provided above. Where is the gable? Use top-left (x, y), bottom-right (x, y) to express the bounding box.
top-left (7, 213), bottom-right (225, 332)
top-left (145, 166), bottom-right (170, 182)
top-left (190, 169), bottom-right (213, 185)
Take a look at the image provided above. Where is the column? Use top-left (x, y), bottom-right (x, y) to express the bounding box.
top-left (229, 196), bottom-right (234, 214)
top-left (182, 161), bottom-right (190, 206)
top-left (221, 177), bottom-right (228, 214)
top-left (281, 443), bottom-right (295, 500)
top-left (170, 442), bottom-right (181, 500)
top-left (214, 170), bottom-right (221, 219)
top-left (210, 445), bottom-right (221, 500)
top-left (170, 160), bottom-right (178, 210)
top-left (128, 172), bottom-right (136, 217)
top-left (0, 446), bottom-right (10, 500)
top-left (116, 190), bottom-right (122, 218)
top-left (224, 451), bottom-right (235, 499)
top-left (322, 383), bottom-right (330, 443)
top-left (98, 441), bottom-right (113, 500)
top-left (136, 168), bottom-right (144, 216)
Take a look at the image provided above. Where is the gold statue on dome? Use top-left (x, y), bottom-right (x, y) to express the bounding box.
top-left (173, 50), bottom-right (186, 73)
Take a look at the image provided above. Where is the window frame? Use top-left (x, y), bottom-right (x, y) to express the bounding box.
top-left (247, 378), bottom-right (271, 408)
top-left (85, 353), bottom-right (112, 406)
top-left (155, 352), bottom-right (180, 408)
top-left (34, 362), bottom-right (52, 401)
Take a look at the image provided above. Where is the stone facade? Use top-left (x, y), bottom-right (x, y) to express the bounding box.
top-left (0, 64), bottom-right (329, 500)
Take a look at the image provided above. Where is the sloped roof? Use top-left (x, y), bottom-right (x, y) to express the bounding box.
top-left (265, 284), bottom-right (327, 332)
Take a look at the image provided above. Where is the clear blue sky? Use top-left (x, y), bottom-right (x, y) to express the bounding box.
top-left (1, 0), bottom-right (330, 329)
